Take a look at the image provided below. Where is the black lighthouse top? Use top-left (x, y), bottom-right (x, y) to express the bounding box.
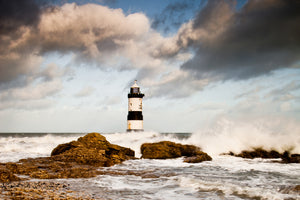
top-left (128, 80), bottom-right (144, 98)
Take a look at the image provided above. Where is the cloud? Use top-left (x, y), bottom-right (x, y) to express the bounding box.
top-left (0, 99), bottom-right (55, 110)
top-left (159, 0), bottom-right (300, 81)
top-left (151, 1), bottom-right (198, 33)
top-left (0, 1), bottom-right (224, 101)
top-left (37, 3), bottom-right (150, 64)
top-left (99, 96), bottom-right (121, 106)
top-left (0, 0), bottom-right (51, 86)
top-left (136, 69), bottom-right (210, 98)
top-left (0, 2), bottom-right (151, 82)
top-left (74, 86), bottom-right (95, 97)
top-left (0, 2), bottom-right (159, 109)
top-left (266, 80), bottom-right (300, 101)
top-left (1, 0), bottom-right (300, 103)
top-left (0, 63), bottom-right (67, 110)
top-left (0, 78), bottom-right (62, 110)
top-left (0, 0), bottom-right (41, 35)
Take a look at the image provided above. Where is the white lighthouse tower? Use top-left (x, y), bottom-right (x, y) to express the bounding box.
top-left (127, 80), bottom-right (144, 132)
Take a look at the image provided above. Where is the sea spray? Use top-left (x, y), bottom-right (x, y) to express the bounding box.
top-left (187, 118), bottom-right (300, 156)
top-left (0, 132), bottom-right (299, 199)
top-left (0, 132), bottom-right (188, 162)
top-left (0, 133), bottom-right (83, 162)
top-left (104, 131), bottom-right (188, 157)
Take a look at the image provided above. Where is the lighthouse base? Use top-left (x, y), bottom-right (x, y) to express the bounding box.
top-left (127, 120), bottom-right (143, 132)
top-left (127, 129), bottom-right (144, 132)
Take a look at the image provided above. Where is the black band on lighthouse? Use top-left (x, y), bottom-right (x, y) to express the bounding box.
top-left (127, 111), bottom-right (143, 120)
top-left (128, 93), bottom-right (144, 98)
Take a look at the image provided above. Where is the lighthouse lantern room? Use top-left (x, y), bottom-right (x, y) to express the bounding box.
top-left (127, 80), bottom-right (144, 132)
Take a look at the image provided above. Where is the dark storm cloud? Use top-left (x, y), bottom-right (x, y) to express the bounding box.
top-left (151, 0), bottom-right (199, 33)
top-left (0, 1), bottom-right (149, 85)
top-left (180, 0), bottom-right (300, 80)
top-left (0, 0), bottom-right (54, 85)
top-left (0, 0), bottom-right (43, 35)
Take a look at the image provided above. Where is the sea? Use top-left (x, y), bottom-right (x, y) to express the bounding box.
top-left (0, 130), bottom-right (299, 200)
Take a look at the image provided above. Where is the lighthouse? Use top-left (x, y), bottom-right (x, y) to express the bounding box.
top-left (127, 80), bottom-right (144, 132)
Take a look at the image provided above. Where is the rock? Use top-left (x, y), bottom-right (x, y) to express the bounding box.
top-left (141, 141), bottom-right (181, 159)
top-left (52, 147), bottom-right (108, 167)
top-left (225, 148), bottom-right (300, 163)
top-left (180, 144), bottom-right (204, 156)
top-left (141, 141), bottom-right (212, 161)
top-left (51, 132), bottom-right (135, 167)
top-left (279, 185), bottom-right (300, 194)
top-left (293, 185), bottom-right (300, 193)
top-left (0, 132), bottom-right (136, 182)
top-left (50, 141), bottom-right (82, 156)
top-left (0, 167), bottom-right (20, 183)
top-left (183, 154), bottom-right (212, 163)
top-left (0, 181), bottom-right (95, 199)
top-left (236, 148), bottom-right (282, 159)
top-left (281, 152), bottom-right (300, 163)
top-left (290, 154), bottom-right (300, 163)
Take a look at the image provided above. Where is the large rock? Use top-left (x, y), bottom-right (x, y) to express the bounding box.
top-left (0, 133), bottom-right (136, 182)
top-left (141, 141), bottom-right (212, 162)
top-left (51, 132), bottom-right (135, 167)
top-left (141, 141), bottom-right (182, 159)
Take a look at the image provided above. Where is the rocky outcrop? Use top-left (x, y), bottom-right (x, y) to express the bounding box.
top-left (0, 133), bottom-right (136, 182)
top-left (236, 148), bottom-right (282, 159)
top-left (51, 132), bottom-right (135, 167)
top-left (141, 141), bottom-right (212, 162)
top-left (225, 148), bottom-right (300, 163)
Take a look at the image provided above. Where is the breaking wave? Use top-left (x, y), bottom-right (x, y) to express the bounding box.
top-left (0, 116), bottom-right (299, 162)
top-left (187, 117), bottom-right (300, 156)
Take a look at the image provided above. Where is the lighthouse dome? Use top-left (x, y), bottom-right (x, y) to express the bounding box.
top-left (131, 80), bottom-right (139, 88)
top-left (130, 80), bottom-right (140, 94)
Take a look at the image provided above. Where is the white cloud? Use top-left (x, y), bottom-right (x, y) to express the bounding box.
top-left (74, 86), bottom-right (95, 97)
top-left (0, 63), bottom-right (66, 110)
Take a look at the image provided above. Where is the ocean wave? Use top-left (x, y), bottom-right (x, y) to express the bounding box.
top-left (187, 118), bottom-right (300, 156)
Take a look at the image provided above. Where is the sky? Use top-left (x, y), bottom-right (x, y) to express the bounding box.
top-left (0, 0), bottom-right (299, 133)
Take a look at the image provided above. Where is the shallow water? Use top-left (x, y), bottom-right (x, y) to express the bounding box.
top-left (90, 157), bottom-right (300, 200)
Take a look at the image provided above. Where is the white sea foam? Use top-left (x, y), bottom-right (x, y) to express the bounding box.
top-left (0, 130), bottom-right (299, 199)
top-left (104, 131), bottom-right (186, 157)
top-left (0, 134), bottom-right (83, 162)
top-left (94, 157), bottom-right (300, 200)
top-left (187, 117), bottom-right (300, 156)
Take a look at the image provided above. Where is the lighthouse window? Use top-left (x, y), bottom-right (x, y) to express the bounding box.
top-left (132, 87), bottom-right (139, 93)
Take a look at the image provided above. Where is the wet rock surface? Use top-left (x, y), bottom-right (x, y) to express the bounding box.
top-left (141, 141), bottom-right (212, 162)
top-left (0, 133), bottom-right (136, 182)
top-left (279, 185), bottom-right (300, 195)
top-left (225, 148), bottom-right (300, 163)
top-left (0, 167), bottom-right (21, 183)
top-left (0, 180), bottom-right (98, 200)
top-left (281, 152), bottom-right (300, 163)
top-left (183, 154), bottom-right (212, 163)
top-left (51, 132), bottom-right (135, 167)
top-left (0, 132), bottom-right (136, 199)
